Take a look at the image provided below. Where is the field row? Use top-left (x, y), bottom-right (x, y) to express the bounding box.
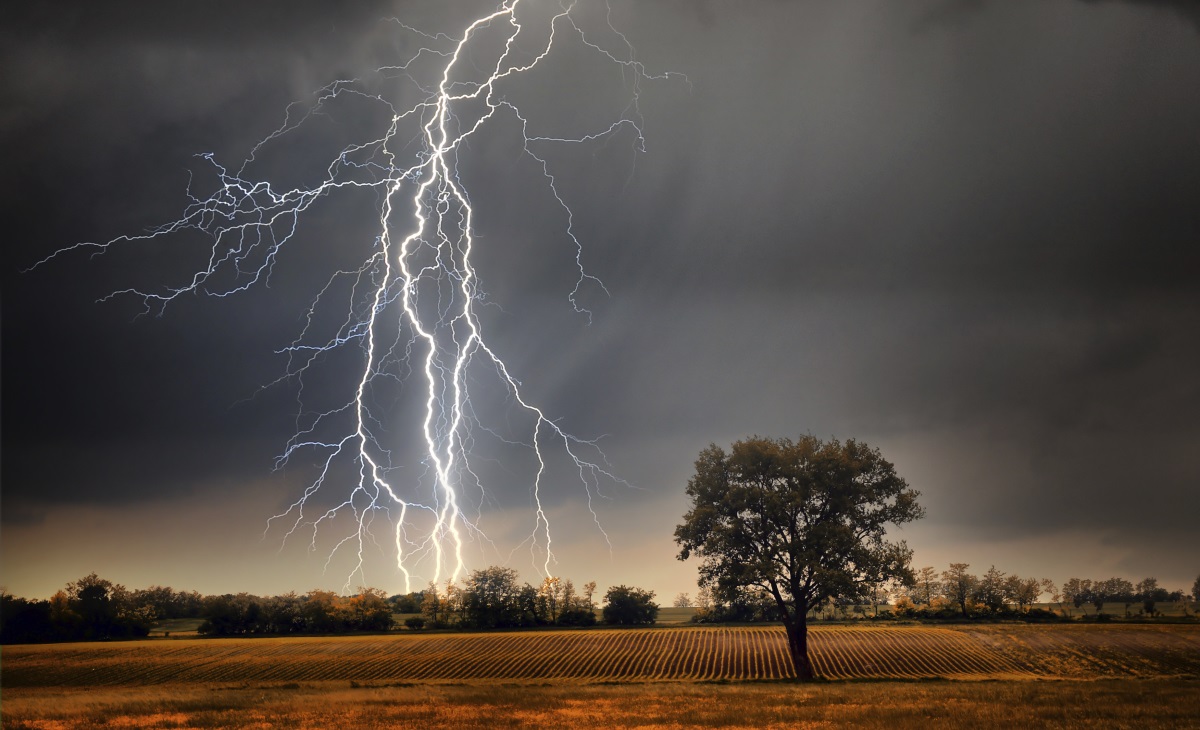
top-left (3, 624), bottom-right (1197, 687)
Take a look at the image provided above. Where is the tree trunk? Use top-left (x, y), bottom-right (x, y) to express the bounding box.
top-left (784, 617), bottom-right (815, 681)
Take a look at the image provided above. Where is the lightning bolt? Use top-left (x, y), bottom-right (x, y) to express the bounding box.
top-left (31, 1), bottom-right (682, 592)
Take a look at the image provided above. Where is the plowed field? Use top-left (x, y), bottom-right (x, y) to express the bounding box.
top-left (3, 624), bottom-right (1197, 687)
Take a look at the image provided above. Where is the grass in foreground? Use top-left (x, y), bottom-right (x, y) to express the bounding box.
top-left (3, 679), bottom-right (1198, 729)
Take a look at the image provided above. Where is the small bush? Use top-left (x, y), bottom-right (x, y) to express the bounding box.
top-left (557, 606), bottom-right (597, 627)
top-left (602, 586), bottom-right (658, 625)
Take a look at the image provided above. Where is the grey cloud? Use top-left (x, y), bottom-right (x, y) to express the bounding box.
top-left (4, 1), bottom-right (1198, 593)
top-left (1079, 0), bottom-right (1200, 31)
top-left (919, 0), bottom-right (1200, 33)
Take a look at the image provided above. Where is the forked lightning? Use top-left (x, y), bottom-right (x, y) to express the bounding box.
top-left (31, 1), bottom-right (681, 592)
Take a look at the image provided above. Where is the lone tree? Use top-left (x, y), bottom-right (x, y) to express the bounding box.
top-left (675, 435), bottom-right (923, 681)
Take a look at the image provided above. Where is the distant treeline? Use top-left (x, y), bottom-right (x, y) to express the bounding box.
top-left (0, 567), bottom-right (660, 644)
top-left (1, 574), bottom-right (179, 643)
top-left (7, 564), bottom-right (1194, 643)
top-left (379, 567), bottom-right (657, 631)
top-left (683, 565), bottom-right (1199, 623)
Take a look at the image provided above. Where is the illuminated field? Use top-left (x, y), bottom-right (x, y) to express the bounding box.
top-left (4, 624), bottom-right (1197, 687)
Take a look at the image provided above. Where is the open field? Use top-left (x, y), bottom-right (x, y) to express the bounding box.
top-left (4, 624), bottom-right (1197, 686)
top-left (4, 625), bottom-right (1197, 728)
top-left (656, 606), bottom-right (699, 623)
top-left (147, 618), bottom-right (204, 638)
top-left (3, 679), bottom-right (1199, 729)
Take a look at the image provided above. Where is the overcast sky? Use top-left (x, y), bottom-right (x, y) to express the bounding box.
top-left (3, 0), bottom-right (1198, 600)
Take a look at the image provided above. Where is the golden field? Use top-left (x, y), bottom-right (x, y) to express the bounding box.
top-left (2, 624), bottom-right (1198, 728)
top-left (4, 679), bottom-right (1200, 729)
top-left (4, 624), bottom-right (1197, 685)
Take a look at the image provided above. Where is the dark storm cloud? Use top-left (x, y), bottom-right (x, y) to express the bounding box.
top-left (1083, 0), bottom-right (1200, 31)
top-left (4, 2), bottom-right (394, 44)
top-left (3, 0), bottom-right (1198, 588)
top-left (0, 0), bottom-right (401, 517)
top-left (570, 0), bottom-right (1200, 551)
top-left (920, 0), bottom-right (1200, 32)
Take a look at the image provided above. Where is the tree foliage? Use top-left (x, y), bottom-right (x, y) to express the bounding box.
top-left (942, 563), bottom-right (978, 617)
top-left (462, 567), bottom-right (524, 629)
top-left (417, 569), bottom-right (597, 630)
top-left (973, 566), bottom-right (1008, 613)
top-left (198, 587), bottom-right (393, 635)
top-left (912, 566), bottom-right (942, 606)
top-left (675, 435), bottom-right (922, 680)
top-left (601, 585), bottom-right (659, 625)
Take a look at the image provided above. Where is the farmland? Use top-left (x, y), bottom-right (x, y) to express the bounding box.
top-left (3, 624), bottom-right (1198, 728)
top-left (5, 678), bottom-right (1200, 729)
top-left (4, 623), bottom-right (1197, 686)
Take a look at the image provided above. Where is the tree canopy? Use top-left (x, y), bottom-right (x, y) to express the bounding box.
top-left (601, 585), bottom-right (659, 625)
top-left (675, 435), bottom-right (923, 680)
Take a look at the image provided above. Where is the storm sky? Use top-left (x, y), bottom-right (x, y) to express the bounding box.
top-left (3, 0), bottom-right (1198, 600)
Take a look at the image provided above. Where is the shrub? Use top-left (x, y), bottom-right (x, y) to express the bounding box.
top-left (557, 606), bottom-right (597, 627)
top-left (602, 586), bottom-right (658, 625)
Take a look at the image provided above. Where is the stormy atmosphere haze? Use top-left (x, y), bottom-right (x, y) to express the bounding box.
top-left (3, 0), bottom-right (1198, 600)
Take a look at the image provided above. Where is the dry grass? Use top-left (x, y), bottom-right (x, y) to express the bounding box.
top-left (3, 679), bottom-right (1199, 729)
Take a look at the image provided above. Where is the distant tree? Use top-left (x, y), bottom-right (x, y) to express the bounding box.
top-left (48, 590), bottom-right (79, 638)
top-left (692, 586), bottom-right (715, 621)
top-left (68, 573), bottom-right (119, 639)
top-left (1091, 582), bottom-right (1107, 613)
top-left (1041, 579), bottom-right (1060, 613)
top-left (913, 566), bottom-right (941, 606)
top-left (347, 588), bottom-right (393, 631)
top-left (389, 591), bottom-right (424, 614)
top-left (676, 436), bottom-right (922, 680)
top-left (1193, 574), bottom-right (1200, 604)
top-left (130, 585), bottom-right (202, 621)
top-left (942, 564), bottom-right (978, 618)
top-left (462, 567), bottom-right (523, 629)
top-left (673, 592), bottom-right (691, 608)
top-left (536, 577), bottom-right (562, 624)
top-left (1093, 578), bottom-right (1134, 616)
top-left (893, 594), bottom-right (917, 617)
top-left (131, 585), bottom-right (174, 620)
top-left (404, 616), bottom-right (426, 630)
top-left (263, 592), bottom-right (304, 633)
top-left (1061, 578), bottom-right (1093, 613)
top-left (972, 566), bottom-right (1009, 613)
top-left (1135, 578), bottom-right (1169, 617)
top-left (552, 578), bottom-right (595, 625)
top-left (66, 573), bottom-right (152, 639)
top-left (516, 583), bottom-right (540, 626)
top-left (602, 585), bottom-right (659, 625)
top-left (421, 582), bottom-right (450, 627)
top-left (865, 579), bottom-right (892, 617)
top-left (697, 586), bottom-right (782, 623)
top-left (198, 594), bottom-right (245, 635)
top-left (177, 590), bottom-right (205, 619)
top-left (0, 593), bottom-right (53, 644)
top-left (559, 579), bottom-right (578, 612)
top-left (1005, 575), bottom-right (1042, 612)
top-left (556, 587), bottom-right (598, 627)
top-left (301, 590), bottom-right (344, 633)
